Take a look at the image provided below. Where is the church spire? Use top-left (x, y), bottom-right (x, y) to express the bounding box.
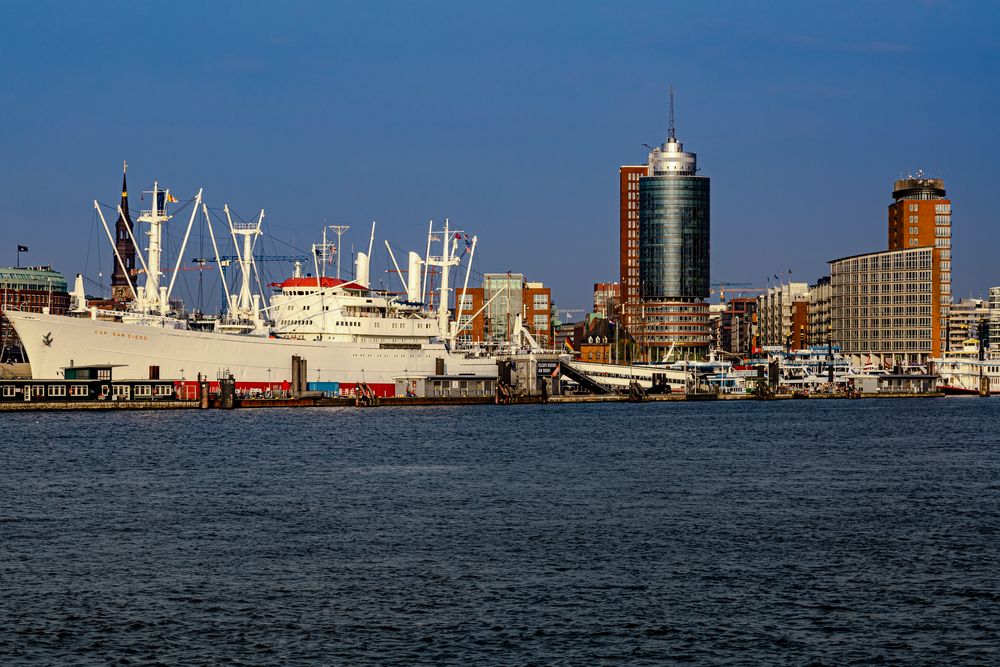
top-left (120, 161), bottom-right (130, 208)
top-left (111, 160), bottom-right (137, 301)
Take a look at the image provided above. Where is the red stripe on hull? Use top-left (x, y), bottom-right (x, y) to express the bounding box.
top-left (174, 380), bottom-right (397, 398)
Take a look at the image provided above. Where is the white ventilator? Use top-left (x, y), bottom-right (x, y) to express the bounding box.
top-left (70, 274), bottom-right (87, 312)
top-left (407, 252), bottom-right (422, 302)
top-left (355, 252), bottom-right (369, 287)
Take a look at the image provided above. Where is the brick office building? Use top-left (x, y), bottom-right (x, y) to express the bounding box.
top-left (454, 273), bottom-right (552, 348)
top-left (0, 266), bottom-right (70, 360)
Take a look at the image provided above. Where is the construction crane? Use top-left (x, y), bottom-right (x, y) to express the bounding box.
top-left (711, 281), bottom-right (752, 288)
top-left (155, 255), bottom-right (307, 271)
top-left (559, 308), bottom-right (586, 321)
top-left (708, 281), bottom-right (767, 303)
top-left (192, 256), bottom-right (308, 313)
top-left (203, 255), bottom-right (307, 264)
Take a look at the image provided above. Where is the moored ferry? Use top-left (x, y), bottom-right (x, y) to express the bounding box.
top-left (930, 339), bottom-right (1000, 395)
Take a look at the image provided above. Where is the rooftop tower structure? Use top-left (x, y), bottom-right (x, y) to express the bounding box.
top-left (887, 171), bottom-right (951, 353)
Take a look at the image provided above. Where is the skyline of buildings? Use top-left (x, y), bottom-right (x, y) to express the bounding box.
top-left (607, 101), bottom-right (996, 365)
top-left (741, 172), bottom-right (1000, 368)
top-left (0, 100), bottom-right (997, 367)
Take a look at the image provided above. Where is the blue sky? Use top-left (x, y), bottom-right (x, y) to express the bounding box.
top-left (1, 1), bottom-right (997, 312)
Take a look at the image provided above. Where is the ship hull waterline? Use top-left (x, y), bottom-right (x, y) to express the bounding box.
top-left (7, 311), bottom-right (497, 395)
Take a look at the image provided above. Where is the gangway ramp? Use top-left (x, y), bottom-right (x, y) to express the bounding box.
top-left (560, 360), bottom-right (615, 395)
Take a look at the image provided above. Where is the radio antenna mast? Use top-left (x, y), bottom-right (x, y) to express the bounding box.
top-left (668, 85), bottom-right (676, 140)
top-left (328, 225), bottom-right (350, 279)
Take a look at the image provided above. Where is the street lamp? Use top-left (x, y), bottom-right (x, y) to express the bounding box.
top-left (612, 304), bottom-right (621, 365)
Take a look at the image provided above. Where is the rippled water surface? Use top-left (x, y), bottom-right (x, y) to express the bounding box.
top-left (2, 399), bottom-right (1000, 664)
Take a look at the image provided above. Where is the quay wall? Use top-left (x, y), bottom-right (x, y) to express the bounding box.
top-left (0, 392), bottom-right (949, 411)
top-left (0, 400), bottom-right (197, 411)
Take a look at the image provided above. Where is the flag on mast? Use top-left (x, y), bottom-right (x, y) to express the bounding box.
top-left (17, 244), bottom-right (28, 252)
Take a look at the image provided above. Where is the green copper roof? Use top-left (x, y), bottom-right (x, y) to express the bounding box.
top-left (0, 266), bottom-right (68, 292)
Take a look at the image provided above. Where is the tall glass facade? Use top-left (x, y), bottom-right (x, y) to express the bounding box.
top-left (638, 175), bottom-right (710, 300)
top-left (483, 273), bottom-right (524, 342)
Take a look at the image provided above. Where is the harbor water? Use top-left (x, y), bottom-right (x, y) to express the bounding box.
top-left (2, 399), bottom-right (999, 664)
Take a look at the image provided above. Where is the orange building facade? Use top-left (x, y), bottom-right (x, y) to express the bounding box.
top-left (887, 176), bottom-right (951, 354)
top-left (619, 165), bottom-right (649, 331)
top-left (592, 281), bottom-right (620, 318)
top-left (790, 300), bottom-right (808, 351)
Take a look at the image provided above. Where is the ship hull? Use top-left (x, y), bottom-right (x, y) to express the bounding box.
top-left (7, 311), bottom-right (496, 394)
top-left (939, 385), bottom-right (984, 395)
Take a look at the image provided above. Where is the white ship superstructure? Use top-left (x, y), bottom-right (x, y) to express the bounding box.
top-left (930, 340), bottom-right (1000, 395)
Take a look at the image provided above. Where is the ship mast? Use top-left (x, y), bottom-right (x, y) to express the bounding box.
top-left (425, 219), bottom-right (462, 342)
top-left (329, 225), bottom-right (350, 279)
top-left (137, 182), bottom-right (173, 314)
top-left (449, 234), bottom-right (477, 347)
top-left (93, 169), bottom-right (201, 321)
top-left (224, 205), bottom-right (264, 321)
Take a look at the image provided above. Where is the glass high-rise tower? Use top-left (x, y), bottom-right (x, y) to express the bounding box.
top-left (632, 93), bottom-right (711, 358)
top-left (638, 144), bottom-right (710, 300)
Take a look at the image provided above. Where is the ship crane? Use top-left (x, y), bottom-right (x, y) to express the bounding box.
top-left (200, 255), bottom-right (308, 265)
top-left (709, 281), bottom-right (766, 302)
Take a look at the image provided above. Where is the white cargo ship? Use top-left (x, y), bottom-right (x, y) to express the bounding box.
top-left (7, 177), bottom-right (499, 397)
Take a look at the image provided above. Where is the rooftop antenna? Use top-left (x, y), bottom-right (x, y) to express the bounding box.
top-left (328, 225), bottom-right (350, 279)
top-left (668, 85), bottom-right (676, 140)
